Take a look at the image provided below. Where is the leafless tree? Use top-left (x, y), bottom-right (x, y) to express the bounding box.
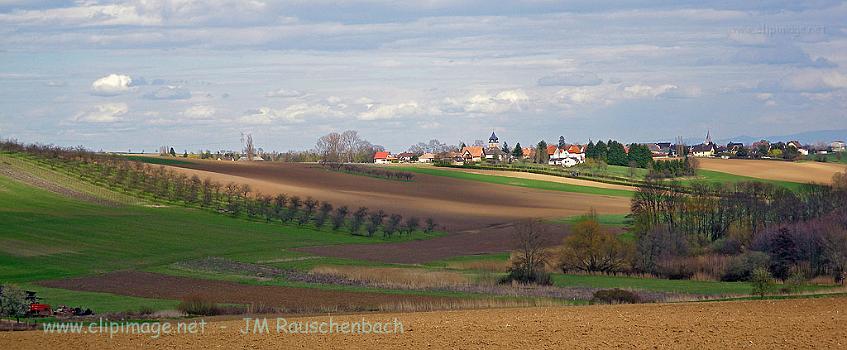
top-left (245, 134), bottom-right (256, 161)
top-left (316, 132), bottom-right (343, 163)
top-left (341, 130), bottom-right (361, 163)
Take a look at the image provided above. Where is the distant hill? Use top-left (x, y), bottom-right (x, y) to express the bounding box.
top-left (711, 129), bottom-right (847, 146)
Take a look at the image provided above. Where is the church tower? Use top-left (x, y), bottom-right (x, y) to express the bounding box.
top-left (488, 131), bottom-right (499, 149)
top-left (705, 130), bottom-right (713, 145)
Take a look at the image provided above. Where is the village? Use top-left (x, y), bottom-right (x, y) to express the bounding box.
top-left (373, 131), bottom-right (847, 167)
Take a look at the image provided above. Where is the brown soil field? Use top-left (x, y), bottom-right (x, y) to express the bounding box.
top-left (297, 222), bottom-right (574, 263)
top-left (158, 160), bottom-right (628, 263)
top-left (4, 296), bottom-right (845, 349)
top-left (699, 158), bottom-right (846, 184)
top-left (163, 161), bottom-right (630, 233)
top-left (37, 271), bottom-right (457, 313)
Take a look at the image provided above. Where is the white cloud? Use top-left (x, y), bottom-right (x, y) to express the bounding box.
top-left (781, 70), bottom-right (847, 93)
top-left (265, 88), bottom-right (305, 98)
top-left (621, 84), bottom-right (678, 98)
top-left (183, 105), bottom-right (216, 119)
top-left (143, 86), bottom-right (191, 100)
top-left (538, 72), bottom-right (602, 86)
top-left (358, 101), bottom-right (426, 121)
top-left (73, 103), bottom-right (128, 123)
top-left (91, 74), bottom-right (133, 96)
top-left (452, 89), bottom-right (529, 114)
top-left (239, 103), bottom-right (342, 125)
top-left (555, 83), bottom-right (701, 107)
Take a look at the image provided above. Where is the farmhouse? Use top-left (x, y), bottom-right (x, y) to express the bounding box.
top-left (787, 140), bottom-right (809, 156)
top-left (832, 141), bottom-right (846, 152)
top-left (396, 152), bottom-right (416, 163)
top-left (373, 151), bottom-right (391, 164)
top-left (521, 147), bottom-right (535, 160)
top-left (691, 143), bottom-right (717, 157)
top-left (461, 146), bottom-right (485, 162)
top-left (418, 153), bottom-right (435, 163)
top-left (548, 144), bottom-right (586, 167)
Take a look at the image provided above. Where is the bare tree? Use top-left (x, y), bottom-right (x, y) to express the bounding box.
top-left (245, 133), bottom-right (256, 161)
top-left (332, 206), bottom-right (349, 231)
top-left (341, 130), bottom-right (361, 163)
top-left (503, 219), bottom-right (551, 284)
top-left (316, 132), bottom-right (343, 163)
top-left (351, 207), bottom-right (368, 234)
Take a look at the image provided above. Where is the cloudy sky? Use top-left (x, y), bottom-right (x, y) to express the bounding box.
top-left (1, 1), bottom-right (845, 152)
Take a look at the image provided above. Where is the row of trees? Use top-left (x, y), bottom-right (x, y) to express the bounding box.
top-left (585, 140), bottom-right (653, 168)
top-left (320, 163), bottom-right (415, 181)
top-left (630, 175), bottom-right (847, 282)
top-left (647, 157), bottom-right (698, 179)
top-left (315, 130), bottom-right (384, 163)
top-left (0, 140), bottom-right (436, 238)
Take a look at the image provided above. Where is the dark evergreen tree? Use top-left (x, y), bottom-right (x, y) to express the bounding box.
top-left (769, 228), bottom-right (797, 281)
top-left (595, 140), bottom-right (608, 161)
top-left (535, 140), bottom-right (549, 164)
top-left (512, 142), bottom-right (524, 158)
top-left (607, 140), bottom-right (628, 166)
top-left (585, 141), bottom-right (596, 159)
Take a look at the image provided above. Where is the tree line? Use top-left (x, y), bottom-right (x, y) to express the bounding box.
top-left (319, 163), bottom-right (415, 181)
top-left (629, 177), bottom-right (847, 282)
top-left (585, 140), bottom-right (654, 168)
top-left (0, 140), bottom-right (436, 238)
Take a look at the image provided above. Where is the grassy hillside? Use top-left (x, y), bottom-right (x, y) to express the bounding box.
top-left (0, 174), bottom-right (427, 284)
top-left (679, 169), bottom-right (804, 191)
top-left (397, 166), bottom-right (633, 197)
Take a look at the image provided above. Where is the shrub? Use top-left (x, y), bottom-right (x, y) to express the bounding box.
top-left (177, 295), bottom-right (220, 316)
top-left (710, 238), bottom-right (743, 255)
top-left (590, 289), bottom-right (641, 304)
top-left (721, 251), bottom-right (770, 282)
top-left (655, 258), bottom-right (695, 280)
top-left (137, 305), bottom-right (154, 316)
top-left (781, 267), bottom-right (808, 294)
top-left (498, 268), bottom-right (552, 286)
top-left (750, 267), bottom-right (773, 298)
top-left (424, 217), bottom-right (437, 233)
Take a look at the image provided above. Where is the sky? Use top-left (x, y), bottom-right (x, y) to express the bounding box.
top-left (0, 1), bottom-right (845, 152)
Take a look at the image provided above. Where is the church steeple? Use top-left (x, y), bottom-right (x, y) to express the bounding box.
top-left (488, 130), bottom-right (499, 148)
top-left (705, 130), bottom-right (712, 145)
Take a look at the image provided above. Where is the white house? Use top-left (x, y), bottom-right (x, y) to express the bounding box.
top-left (374, 151), bottom-right (391, 164)
top-left (832, 141), bottom-right (846, 152)
top-left (418, 153), bottom-right (435, 163)
top-left (548, 144), bottom-right (586, 167)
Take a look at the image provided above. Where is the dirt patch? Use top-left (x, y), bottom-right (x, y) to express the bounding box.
top-left (297, 222), bottom-right (573, 264)
top-left (37, 271), bottom-right (459, 313)
top-left (162, 161), bottom-right (630, 233)
top-left (5, 296), bottom-right (846, 349)
top-left (699, 158), bottom-right (846, 184)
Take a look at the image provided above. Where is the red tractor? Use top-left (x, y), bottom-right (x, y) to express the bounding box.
top-left (25, 291), bottom-right (52, 317)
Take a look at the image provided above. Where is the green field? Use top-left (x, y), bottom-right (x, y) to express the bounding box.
top-left (0, 174), bottom-right (434, 284)
top-left (2, 154), bottom-right (836, 315)
top-left (17, 285), bottom-right (179, 313)
top-left (397, 166), bottom-right (633, 197)
top-left (679, 169), bottom-right (804, 191)
top-left (803, 153), bottom-right (847, 164)
top-left (554, 213), bottom-right (630, 227)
